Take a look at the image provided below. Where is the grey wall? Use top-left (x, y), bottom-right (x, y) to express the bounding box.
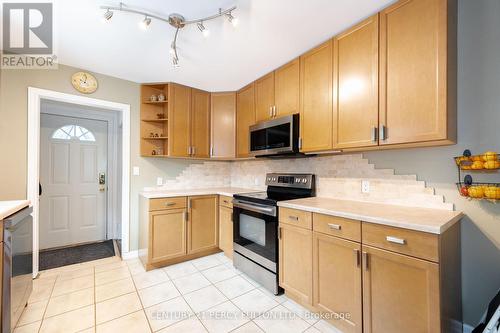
top-left (365, 0), bottom-right (500, 326)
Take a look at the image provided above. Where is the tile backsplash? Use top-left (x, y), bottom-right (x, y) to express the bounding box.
top-left (155, 154), bottom-right (454, 211)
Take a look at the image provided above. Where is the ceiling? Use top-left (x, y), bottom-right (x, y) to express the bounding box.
top-left (56, 0), bottom-right (396, 91)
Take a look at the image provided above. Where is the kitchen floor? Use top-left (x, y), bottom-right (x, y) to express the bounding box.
top-left (15, 253), bottom-right (341, 333)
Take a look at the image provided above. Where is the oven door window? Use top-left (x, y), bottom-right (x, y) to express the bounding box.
top-left (233, 207), bottom-right (277, 263)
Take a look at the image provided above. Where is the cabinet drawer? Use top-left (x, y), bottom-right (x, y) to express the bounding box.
top-left (149, 197), bottom-right (187, 211)
top-left (362, 223), bottom-right (439, 262)
top-left (313, 213), bottom-right (361, 242)
top-left (219, 195), bottom-right (233, 209)
top-left (279, 208), bottom-right (312, 229)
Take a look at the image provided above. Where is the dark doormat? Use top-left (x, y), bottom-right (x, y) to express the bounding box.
top-left (39, 240), bottom-right (115, 271)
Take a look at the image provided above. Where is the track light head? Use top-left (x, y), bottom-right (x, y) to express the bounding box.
top-left (140, 16), bottom-right (151, 30)
top-left (103, 9), bottom-right (113, 21)
top-left (225, 11), bottom-right (238, 27)
top-left (172, 56), bottom-right (179, 67)
top-left (197, 22), bottom-right (210, 37)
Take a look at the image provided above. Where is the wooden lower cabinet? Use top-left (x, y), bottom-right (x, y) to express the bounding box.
top-left (278, 223), bottom-right (313, 305)
top-left (187, 195), bottom-right (219, 254)
top-left (219, 205), bottom-right (233, 259)
top-left (361, 245), bottom-right (440, 333)
top-left (313, 232), bottom-right (362, 333)
top-left (150, 208), bottom-right (187, 263)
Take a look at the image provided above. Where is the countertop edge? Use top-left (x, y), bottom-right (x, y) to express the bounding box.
top-left (277, 201), bottom-right (464, 235)
top-left (139, 188), bottom-right (259, 199)
top-left (0, 200), bottom-right (31, 220)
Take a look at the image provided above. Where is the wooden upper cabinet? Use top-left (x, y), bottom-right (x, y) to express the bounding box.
top-left (379, 0), bottom-right (456, 145)
top-left (236, 83), bottom-right (256, 158)
top-left (279, 223), bottom-right (313, 305)
top-left (334, 15), bottom-right (379, 149)
top-left (150, 208), bottom-right (187, 263)
top-left (187, 195), bottom-right (218, 254)
top-left (313, 233), bottom-right (362, 333)
top-left (274, 58), bottom-right (300, 118)
top-left (362, 245), bottom-right (440, 333)
top-left (211, 92), bottom-right (236, 158)
top-left (300, 40), bottom-right (334, 153)
top-left (168, 84), bottom-right (192, 157)
top-left (254, 72), bottom-right (275, 122)
top-left (191, 89), bottom-right (210, 158)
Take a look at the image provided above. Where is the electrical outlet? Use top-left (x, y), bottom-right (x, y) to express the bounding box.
top-left (157, 177), bottom-right (163, 186)
top-left (133, 166), bottom-right (140, 176)
top-left (361, 180), bottom-right (370, 193)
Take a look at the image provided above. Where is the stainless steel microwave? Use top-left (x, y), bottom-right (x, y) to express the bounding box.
top-left (249, 114), bottom-right (300, 157)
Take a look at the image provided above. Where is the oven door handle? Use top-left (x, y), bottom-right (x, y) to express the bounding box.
top-left (233, 200), bottom-right (277, 217)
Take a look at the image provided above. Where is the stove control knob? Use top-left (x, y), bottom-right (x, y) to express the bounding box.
top-left (295, 178), bottom-right (300, 183)
top-left (302, 178), bottom-right (308, 183)
top-left (272, 177), bottom-right (276, 182)
top-left (267, 177), bottom-right (272, 182)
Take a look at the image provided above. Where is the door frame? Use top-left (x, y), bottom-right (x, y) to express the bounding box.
top-left (28, 87), bottom-right (131, 277)
top-left (40, 103), bottom-right (120, 241)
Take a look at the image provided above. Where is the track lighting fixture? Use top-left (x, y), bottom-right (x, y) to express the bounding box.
top-left (197, 22), bottom-right (210, 37)
top-left (103, 9), bottom-right (113, 21)
top-left (100, 2), bottom-right (237, 66)
top-left (140, 16), bottom-right (151, 30)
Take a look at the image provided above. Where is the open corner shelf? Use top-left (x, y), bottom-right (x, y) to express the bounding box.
top-left (454, 149), bottom-right (500, 201)
top-left (140, 83), bottom-right (169, 157)
top-left (143, 100), bottom-right (168, 105)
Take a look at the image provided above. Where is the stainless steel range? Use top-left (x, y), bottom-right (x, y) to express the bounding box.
top-left (232, 173), bottom-right (315, 295)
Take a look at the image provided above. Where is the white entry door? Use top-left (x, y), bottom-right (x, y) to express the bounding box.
top-left (40, 114), bottom-right (108, 250)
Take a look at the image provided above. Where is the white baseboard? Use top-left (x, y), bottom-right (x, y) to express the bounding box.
top-left (463, 323), bottom-right (474, 333)
top-left (121, 250), bottom-right (138, 260)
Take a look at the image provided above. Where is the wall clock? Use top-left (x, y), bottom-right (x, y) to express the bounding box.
top-left (71, 72), bottom-right (98, 94)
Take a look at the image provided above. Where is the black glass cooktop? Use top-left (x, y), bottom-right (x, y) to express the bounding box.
top-left (234, 188), bottom-right (314, 206)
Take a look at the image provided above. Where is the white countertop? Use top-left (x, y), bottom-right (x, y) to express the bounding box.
top-left (140, 187), bottom-right (260, 199)
top-left (278, 197), bottom-right (463, 234)
top-left (0, 200), bottom-right (31, 220)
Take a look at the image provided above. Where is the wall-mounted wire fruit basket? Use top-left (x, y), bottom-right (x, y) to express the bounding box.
top-left (455, 149), bottom-right (500, 201)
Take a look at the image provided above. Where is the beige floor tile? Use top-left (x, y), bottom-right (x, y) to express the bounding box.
top-left (137, 281), bottom-right (180, 308)
top-left (214, 275), bottom-right (255, 299)
top-left (17, 300), bottom-right (48, 326)
top-left (95, 266), bottom-right (130, 286)
top-left (96, 310), bottom-right (151, 333)
top-left (239, 274), bottom-right (262, 288)
top-left (191, 255), bottom-right (222, 271)
top-left (29, 280), bottom-right (55, 303)
top-left (313, 320), bottom-right (343, 333)
top-left (127, 262), bottom-right (146, 275)
top-left (172, 272), bottom-right (211, 295)
top-left (144, 296), bottom-right (193, 332)
top-left (76, 328), bottom-right (95, 333)
top-left (253, 305), bottom-right (310, 333)
top-left (157, 316), bottom-right (207, 333)
top-left (230, 321), bottom-right (264, 333)
top-left (257, 287), bottom-right (288, 304)
top-left (214, 252), bottom-right (232, 265)
top-left (162, 261), bottom-right (198, 280)
top-left (52, 275), bottom-right (94, 297)
top-left (132, 269), bottom-right (169, 290)
top-left (33, 274), bottom-right (57, 286)
top-left (57, 267), bottom-right (94, 281)
top-left (231, 289), bottom-right (279, 319)
top-left (282, 299), bottom-right (320, 325)
top-left (45, 287), bottom-right (94, 318)
top-left (304, 326), bottom-right (322, 333)
top-left (87, 256), bottom-right (121, 267)
top-left (198, 300), bottom-right (249, 333)
top-left (95, 277), bottom-right (136, 303)
top-left (184, 285), bottom-right (227, 313)
top-left (94, 260), bottom-right (127, 273)
top-left (201, 264), bottom-right (239, 284)
top-left (13, 321), bottom-right (41, 333)
top-left (39, 305), bottom-right (94, 333)
top-left (96, 292), bottom-right (142, 325)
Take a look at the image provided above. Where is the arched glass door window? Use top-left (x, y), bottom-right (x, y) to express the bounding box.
top-left (52, 125), bottom-right (96, 141)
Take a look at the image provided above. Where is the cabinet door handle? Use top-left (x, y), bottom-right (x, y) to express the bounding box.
top-left (379, 125), bottom-right (387, 141)
top-left (269, 106), bottom-right (273, 117)
top-left (192, 146), bottom-right (196, 156)
top-left (327, 223), bottom-right (341, 230)
top-left (298, 137), bottom-right (302, 149)
top-left (278, 227), bottom-right (282, 240)
top-left (371, 126), bottom-right (378, 142)
top-left (362, 251), bottom-right (369, 271)
top-left (386, 236), bottom-right (406, 245)
top-left (354, 249), bottom-right (360, 267)
top-left (273, 106), bottom-right (277, 117)
top-left (165, 202), bottom-right (176, 207)
top-left (210, 146), bottom-right (214, 157)
top-left (288, 215), bottom-right (299, 221)
top-left (184, 211), bottom-right (188, 222)
top-left (187, 146), bottom-right (191, 155)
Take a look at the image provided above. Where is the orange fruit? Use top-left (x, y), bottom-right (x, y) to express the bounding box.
top-left (468, 186), bottom-right (484, 198)
top-left (482, 151), bottom-right (498, 162)
top-left (484, 161), bottom-right (500, 169)
top-left (471, 161), bottom-right (484, 170)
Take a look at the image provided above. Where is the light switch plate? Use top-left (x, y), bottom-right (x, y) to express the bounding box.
top-left (133, 166), bottom-right (140, 176)
top-left (157, 177), bottom-right (163, 186)
top-left (362, 180), bottom-right (370, 193)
